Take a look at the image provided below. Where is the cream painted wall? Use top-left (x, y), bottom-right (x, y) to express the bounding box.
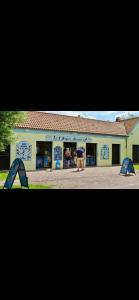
top-left (10, 129), bottom-right (127, 170)
top-left (10, 131), bottom-right (37, 171)
top-left (77, 137), bottom-right (126, 167)
top-left (127, 122), bottom-right (139, 159)
top-left (96, 136), bottom-right (127, 166)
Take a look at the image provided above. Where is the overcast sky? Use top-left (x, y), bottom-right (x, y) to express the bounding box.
top-left (45, 111), bottom-right (139, 121)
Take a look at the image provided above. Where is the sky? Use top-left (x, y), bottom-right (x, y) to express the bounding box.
top-left (45, 111), bottom-right (139, 121)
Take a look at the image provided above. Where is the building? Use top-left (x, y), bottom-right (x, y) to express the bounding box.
top-left (0, 111), bottom-right (139, 171)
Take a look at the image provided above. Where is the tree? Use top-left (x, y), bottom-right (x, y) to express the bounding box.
top-left (0, 111), bottom-right (26, 151)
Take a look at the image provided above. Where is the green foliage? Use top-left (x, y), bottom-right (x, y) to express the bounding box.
top-left (0, 111), bottom-right (26, 151)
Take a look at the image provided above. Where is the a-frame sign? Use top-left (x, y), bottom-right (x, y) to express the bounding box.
top-left (120, 157), bottom-right (136, 175)
top-left (3, 158), bottom-right (29, 189)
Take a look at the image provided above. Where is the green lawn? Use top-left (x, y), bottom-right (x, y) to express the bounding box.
top-left (0, 184), bottom-right (52, 189)
top-left (0, 172), bottom-right (19, 181)
top-left (135, 164), bottom-right (139, 170)
top-left (0, 172), bottom-right (52, 189)
top-left (0, 172), bottom-right (8, 181)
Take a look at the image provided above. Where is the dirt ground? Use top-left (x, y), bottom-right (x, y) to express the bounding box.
top-left (25, 166), bottom-right (139, 189)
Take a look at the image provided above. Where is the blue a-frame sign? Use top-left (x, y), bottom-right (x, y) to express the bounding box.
top-left (3, 158), bottom-right (29, 189)
top-left (120, 157), bottom-right (136, 175)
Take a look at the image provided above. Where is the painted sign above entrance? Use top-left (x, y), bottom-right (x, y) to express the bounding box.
top-left (16, 141), bottom-right (32, 161)
top-left (45, 134), bottom-right (92, 143)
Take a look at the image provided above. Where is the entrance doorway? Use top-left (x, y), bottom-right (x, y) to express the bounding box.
top-left (86, 143), bottom-right (97, 167)
top-left (63, 142), bottom-right (77, 168)
top-left (133, 145), bottom-right (139, 163)
top-left (36, 142), bottom-right (52, 169)
top-left (112, 144), bottom-right (120, 165)
top-left (0, 145), bottom-right (10, 171)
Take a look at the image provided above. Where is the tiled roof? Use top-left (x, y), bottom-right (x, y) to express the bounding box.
top-left (118, 117), bottom-right (139, 134)
top-left (15, 111), bottom-right (128, 136)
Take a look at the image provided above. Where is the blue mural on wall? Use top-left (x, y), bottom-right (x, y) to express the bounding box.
top-left (54, 146), bottom-right (62, 161)
top-left (16, 141), bottom-right (32, 161)
top-left (100, 144), bottom-right (109, 160)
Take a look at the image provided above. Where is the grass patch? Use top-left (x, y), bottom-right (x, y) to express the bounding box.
top-left (0, 184), bottom-right (52, 189)
top-left (134, 164), bottom-right (139, 170)
top-left (0, 172), bottom-right (19, 182)
top-left (0, 172), bottom-right (8, 181)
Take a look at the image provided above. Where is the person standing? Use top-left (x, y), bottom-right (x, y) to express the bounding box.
top-left (76, 148), bottom-right (84, 172)
top-left (81, 147), bottom-right (85, 170)
top-left (65, 148), bottom-right (71, 168)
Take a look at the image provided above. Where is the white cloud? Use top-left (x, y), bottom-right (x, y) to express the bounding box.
top-left (44, 111), bottom-right (96, 119)
top-left (42, 111), bottom-right (139, 121)
top-left (115, 111), bottom-right (139, 119)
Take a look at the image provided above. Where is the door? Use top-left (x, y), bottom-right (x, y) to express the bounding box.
top-left (36, 142), bottom-right (52, 169)
top-left (0, 145), bottom-right (10, 170)
top-left (86, 143), bottom-right (97, 166)
top-left (63, 143), bottom-right (77, 168)
top-left (112, 144), bottom-right (120, 165)
top-left (133, 145), bottom-right (139, 163)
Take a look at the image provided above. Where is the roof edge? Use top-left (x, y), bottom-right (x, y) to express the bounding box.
top-left (14, 126), bottom-right (128, 137)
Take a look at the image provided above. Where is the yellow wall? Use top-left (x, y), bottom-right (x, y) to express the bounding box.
top-left (10, 131), bottom-right (37, 171)
top-left (74, 138), bottom-right (126, 167)
top-left (96, 135), bottom-right (126, 166)
top-left (10, 129), bottom-right (128, 170)
top-left (127, 122), bottom-right (139, 159)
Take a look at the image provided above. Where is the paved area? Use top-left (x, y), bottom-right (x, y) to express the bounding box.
top-left (1, 167), bottom-right (138, 189)
top-left (25, 167), bottom-right (139, 189)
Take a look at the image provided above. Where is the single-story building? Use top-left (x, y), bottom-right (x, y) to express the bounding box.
top-left (0, 111), bottom-right (139, 171)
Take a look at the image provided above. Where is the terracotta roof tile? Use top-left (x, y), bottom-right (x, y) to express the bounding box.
top-left (15, 111), bottom-right (128, 136)
top-left (118, 117), bottom-right (139, 134)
